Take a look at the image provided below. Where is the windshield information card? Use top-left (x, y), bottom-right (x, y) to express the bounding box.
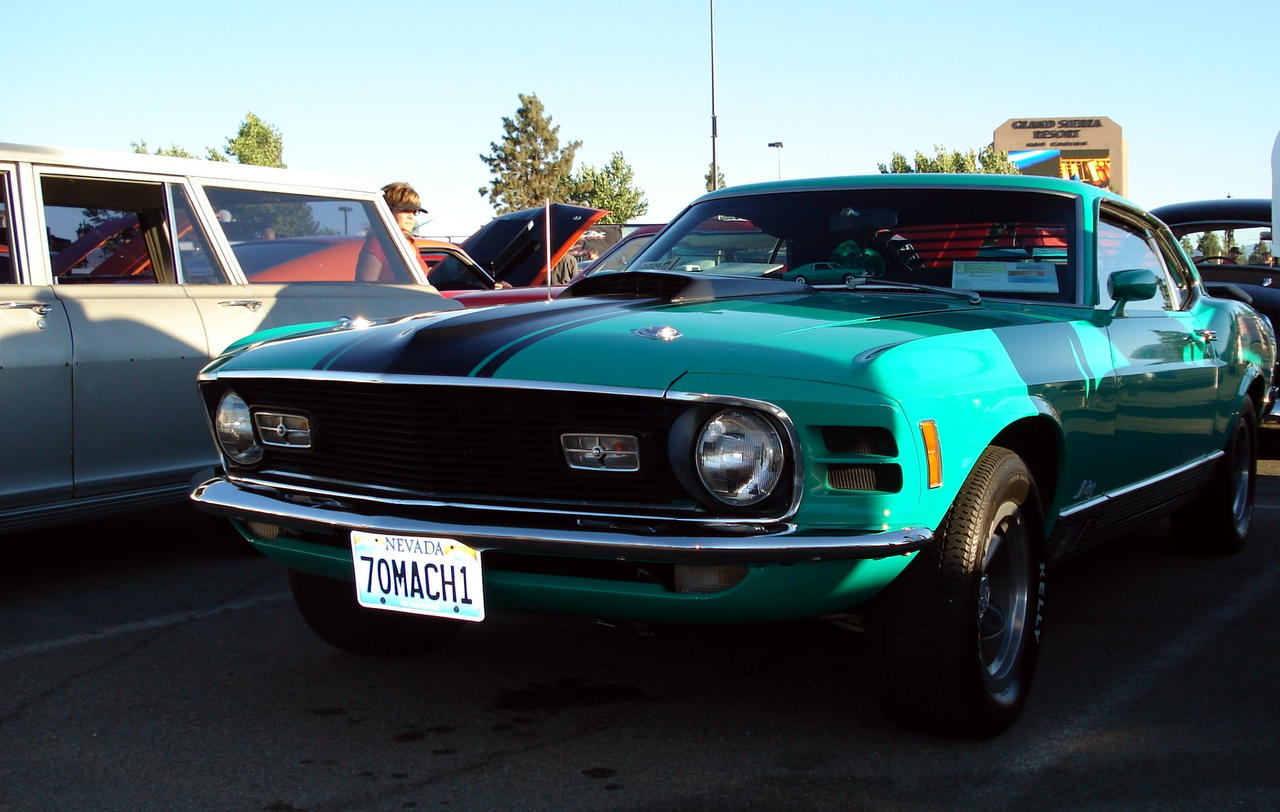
top-left (953, 261), bottom-right (1060, 294)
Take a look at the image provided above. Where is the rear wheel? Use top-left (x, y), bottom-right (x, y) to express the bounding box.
top-left (871, 446), bottom-right (1045, 738)
top-left (288, 569), bottom-right (463, 656)
top-left (1174, 397), bottom-right (1256, 555)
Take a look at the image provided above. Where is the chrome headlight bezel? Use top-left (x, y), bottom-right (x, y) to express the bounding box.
top-left (670, 406), bottom-right (788, 510)
top-left (214, 390), bottom-right (262, 466)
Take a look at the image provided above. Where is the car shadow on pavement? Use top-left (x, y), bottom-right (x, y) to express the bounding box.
top-left (2, 505), bottom-right (256, 584)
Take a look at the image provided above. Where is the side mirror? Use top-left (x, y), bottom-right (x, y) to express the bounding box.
top-left (1107, 268), bottom-right (1159, 317)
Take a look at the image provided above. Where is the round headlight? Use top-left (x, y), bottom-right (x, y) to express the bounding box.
top-left (215, 390), bottom-right (262, 465)
top-left (695, 409), bottom-right (785, 506)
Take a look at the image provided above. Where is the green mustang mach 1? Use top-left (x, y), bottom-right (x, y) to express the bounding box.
top-left (190, 174), bottom-right (1275, 737)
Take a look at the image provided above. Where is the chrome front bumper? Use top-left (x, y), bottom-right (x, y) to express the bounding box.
top-left (189, 474), bottom-right (931, 565)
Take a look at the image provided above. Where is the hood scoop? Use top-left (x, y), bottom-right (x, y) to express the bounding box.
top-left (564, 270), bottom-right (807, 303)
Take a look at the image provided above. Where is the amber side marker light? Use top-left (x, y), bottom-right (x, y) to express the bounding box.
top-left (920, 420), bottom-right (942, 489)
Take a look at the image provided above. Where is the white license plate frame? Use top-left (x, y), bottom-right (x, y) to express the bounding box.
top-left (351, 531), bottom-right (484, 622)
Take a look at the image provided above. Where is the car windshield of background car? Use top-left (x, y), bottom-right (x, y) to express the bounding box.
top-left (630, 189), bottom-right (1080, 305)
top-left (426, 252), bottom-right (496, 291)
top-left (1171, 224), bottom-right (1273, 266)
top-left (590, 233), bottom-right (656, 273)
top-left (204, 187), bottom-right (417, 284)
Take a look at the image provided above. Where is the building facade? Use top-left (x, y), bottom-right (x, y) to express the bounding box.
top-left (994, 117), bottom-right (1127, 197)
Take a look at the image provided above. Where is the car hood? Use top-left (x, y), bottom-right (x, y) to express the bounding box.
top-left (212, 271), bottom-right (1058, 393)
top-left (461, 203), bottom-right (607, 287)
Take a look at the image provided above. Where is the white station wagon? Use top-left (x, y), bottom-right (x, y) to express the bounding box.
top-left (0, 143), bottom-right (457, 533)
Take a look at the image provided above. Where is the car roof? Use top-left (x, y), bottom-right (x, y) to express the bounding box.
top-left (1149, 198), bottom-right (1271, 228)
top-left (693, 172), bottom-right (1133, 206)
top-left (0, 141), bottom-right (373, 194)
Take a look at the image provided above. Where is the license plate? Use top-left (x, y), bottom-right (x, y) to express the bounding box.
top-left (351, 531), bottom-right (485, 622)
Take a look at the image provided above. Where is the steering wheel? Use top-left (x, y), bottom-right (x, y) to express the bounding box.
top-left (1196, 256), bottom-right (1237, 265)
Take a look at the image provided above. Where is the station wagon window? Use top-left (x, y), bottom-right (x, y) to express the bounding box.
top-left (204, 187), bottom-right (416, 284)
top-left (632, 188), bottom-right (1080, 304)
top-left (0, 171), bottom-right (13, 284)
top-left (169, 184), bottom-right (227, 285)
top-left (1096, 214), bottom-right (1186, 311)
top-left (42, 175), bottom-right (175, 284)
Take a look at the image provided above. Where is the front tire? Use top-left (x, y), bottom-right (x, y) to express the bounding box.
top-left (1174, 397), bottom-right (1256, 555)
top-left (871, 446), bottom-right (1045, 738)
top-left (288, 569), bottom-right (463, 656)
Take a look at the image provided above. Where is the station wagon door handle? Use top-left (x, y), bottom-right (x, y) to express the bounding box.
top-left (218, 299), bottom-right (265, 312)
top-left (1, 301), bottom-right (52, 316)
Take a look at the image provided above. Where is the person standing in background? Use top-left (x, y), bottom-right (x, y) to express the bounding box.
top-left (356, 181), bottom-right (428, 281)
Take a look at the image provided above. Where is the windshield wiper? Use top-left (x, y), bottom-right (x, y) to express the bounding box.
top-left (844, 277), bottom-right (982, 304)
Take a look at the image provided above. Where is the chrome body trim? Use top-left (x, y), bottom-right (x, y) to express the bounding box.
top-left (1057, 451), bottom-right (1222, 519)
top-left (190, 474), bottom-right (931, 565)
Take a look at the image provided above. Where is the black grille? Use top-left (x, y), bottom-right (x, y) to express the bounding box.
top-left (225, 379), bottom-right (693, 508)
top-left (822, 426), bottom-right (897, 456)
top-left (828, 464), bottom-right (902, 493)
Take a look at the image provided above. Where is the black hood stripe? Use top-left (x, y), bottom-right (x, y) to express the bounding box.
top-left (317, 296), bottom-right (654, 377)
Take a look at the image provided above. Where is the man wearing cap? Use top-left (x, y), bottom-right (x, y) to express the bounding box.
top-left (1227, 246), bottom-right (1243, 265)
top-left (356, 181), bottom-right (430, 282)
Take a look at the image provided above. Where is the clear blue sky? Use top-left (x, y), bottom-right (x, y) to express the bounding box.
top-left (5, 0), bottom-right (1276, 239)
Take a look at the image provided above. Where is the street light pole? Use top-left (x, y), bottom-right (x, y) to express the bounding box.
top-left (767, 141), bottom-right (783, 180)
top-left (709, 0), bottom-right (718, 191)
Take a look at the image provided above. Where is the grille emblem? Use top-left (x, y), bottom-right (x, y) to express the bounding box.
top-left (561, 433), bottom-right (640, 471)
top-left (254, 412), bottom-right (312, 449)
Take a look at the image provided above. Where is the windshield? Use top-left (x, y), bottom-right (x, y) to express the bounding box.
top-left (630, 188), bottom-right (1080, 304)
top-left (1170, 224), bottom-right (1273, 267)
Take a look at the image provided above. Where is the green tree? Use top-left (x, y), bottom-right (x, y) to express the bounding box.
top-left (565, 151), bottom-right (648, 224)
top-left (705, 162), bottom-right (726, 192)
top-left (879, 143), bottom-right (1020, 174)
top-left (1197, 232), bottom-right (1225, 258)
top-left (130, 140), bottom-right (198, 159)
top-left (216, 112), bottom-right (285, 167)
top-left (131, 112), bottom-right (285, 167)
top-left (479, 93), bottom-right (581, 213)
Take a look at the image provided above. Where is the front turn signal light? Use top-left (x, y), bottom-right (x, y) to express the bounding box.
top-left (920, 420), bottom-right (942, 489)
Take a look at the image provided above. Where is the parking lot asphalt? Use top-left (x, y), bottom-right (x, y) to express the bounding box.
top-left (1, 429), bottom-right (1277, 809)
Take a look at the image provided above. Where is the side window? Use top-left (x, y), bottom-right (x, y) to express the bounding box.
top-left (203, 186), bottom-right (414, 284)
top-left (1097, 216), bottom-right (1184, 311)
top-left (1152, 226), bottom-right (1196, 300)
top-left (168, 184), bottom-right (227, 285)
top-left (42, 175), bottom-right (173, 285)
top-left (0, 170), bottom-right (13, 284)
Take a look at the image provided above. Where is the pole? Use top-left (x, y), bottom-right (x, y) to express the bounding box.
top-left (709, 0), bottom-right (718, 191)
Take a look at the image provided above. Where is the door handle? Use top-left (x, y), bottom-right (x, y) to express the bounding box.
top-left (1, 301), bottom-right (52, 316)
top-left (217, 299), bottom-right (264, 312)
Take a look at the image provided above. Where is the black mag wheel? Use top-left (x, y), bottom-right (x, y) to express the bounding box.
top-left (288, 569), bottom-right (463, 656)
top-left (1174, 397), bottom-right (1256, 556)
top-left (872, 446), bottom-right (1045, 738)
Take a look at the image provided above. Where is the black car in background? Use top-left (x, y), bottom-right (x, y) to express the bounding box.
top-left (1152, 198), bottom-right (1278, 413)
